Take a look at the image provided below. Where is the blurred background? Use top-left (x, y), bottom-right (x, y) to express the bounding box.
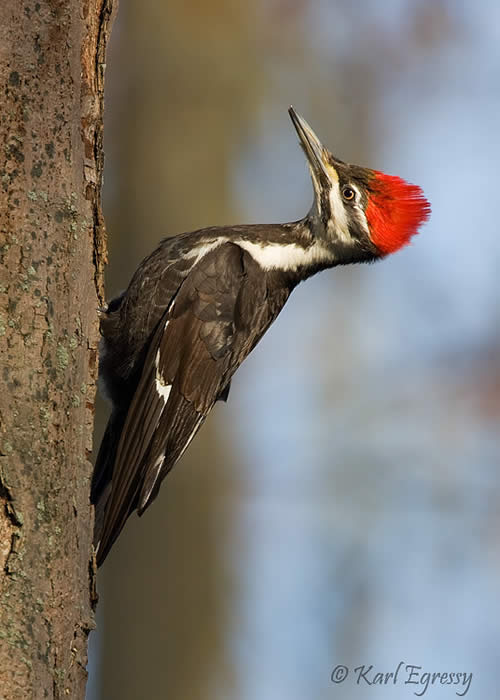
top-left (87, 1), bottom-right (500, 698)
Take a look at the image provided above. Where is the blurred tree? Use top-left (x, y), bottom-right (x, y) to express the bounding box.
top-left (94, 2), bottom-right (459, 699)
top-left (96, 1), bottom-right (263, 698)
top-left (0, 0), bottom-right (114, 698)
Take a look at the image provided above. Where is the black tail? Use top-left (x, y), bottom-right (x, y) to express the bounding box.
top-left (91, 410), bottom-right (126, 558)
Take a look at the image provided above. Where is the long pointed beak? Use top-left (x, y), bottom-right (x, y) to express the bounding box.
top-left (288, 106), bottom-right (334, 183)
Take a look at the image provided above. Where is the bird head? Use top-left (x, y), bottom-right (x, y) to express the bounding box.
top-left (289, 107), bottom-right (431, 261)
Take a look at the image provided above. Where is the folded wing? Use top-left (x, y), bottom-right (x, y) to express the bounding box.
top-left (96, 242), bottom-right (286, 564)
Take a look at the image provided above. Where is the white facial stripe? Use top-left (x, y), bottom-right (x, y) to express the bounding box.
top-left (328, 181), bottom-right (350, 243)
top-left (236, 239), bottom-right (333, 271)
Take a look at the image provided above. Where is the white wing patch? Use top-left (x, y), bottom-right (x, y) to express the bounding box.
top-left (154, 321), bottom-right (171, 404)
top-left (155, 374), bottom-right (171, 403)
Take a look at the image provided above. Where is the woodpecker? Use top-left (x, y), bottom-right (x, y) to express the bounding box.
top-left (92, 107), bottom-right (430, 565)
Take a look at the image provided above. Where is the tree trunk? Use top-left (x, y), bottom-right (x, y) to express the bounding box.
top-left (0, 1), bottom-right (115, 697)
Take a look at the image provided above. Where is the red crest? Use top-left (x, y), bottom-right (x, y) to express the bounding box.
top-left (366, 171), bottom-right (431, 254)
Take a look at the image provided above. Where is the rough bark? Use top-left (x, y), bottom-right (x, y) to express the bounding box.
top-left (0, 1), bottom-right (114, 698)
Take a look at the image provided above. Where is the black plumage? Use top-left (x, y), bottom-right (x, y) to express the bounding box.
top-left (92, 108), bottom-right (429, 564)
top-left (93, 232), bottom-right (301, 563)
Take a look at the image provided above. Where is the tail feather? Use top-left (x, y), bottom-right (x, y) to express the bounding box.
top-left (91, 411), bottom-right (126, 553)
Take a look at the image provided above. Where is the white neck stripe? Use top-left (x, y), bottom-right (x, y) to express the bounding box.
top-left (236, 239), bottom-right (333, 271)
top-left (186, 237), bottom-right (334, 272)
top-left (328, 181), bottom-right (350, 243)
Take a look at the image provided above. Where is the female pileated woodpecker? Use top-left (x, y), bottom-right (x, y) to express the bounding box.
top-left (92, 107), bottom-right (430, 564)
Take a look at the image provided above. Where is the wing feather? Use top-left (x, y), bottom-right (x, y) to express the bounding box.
top-left (96, 242), bottom-right (290, 565)
top-left (97, 320), bottom-right (169, 562)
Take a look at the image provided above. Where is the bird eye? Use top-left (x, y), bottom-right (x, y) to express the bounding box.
top-left (342, 186), bottom-right (356, 201)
